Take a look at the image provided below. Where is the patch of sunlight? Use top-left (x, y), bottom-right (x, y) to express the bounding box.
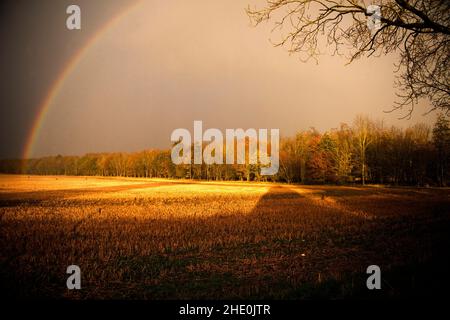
top-left (0, 174), bottom-right (146, 193)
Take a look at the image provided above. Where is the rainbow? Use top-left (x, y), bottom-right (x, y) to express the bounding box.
top-left (22, 0), bottom-right (143, 160)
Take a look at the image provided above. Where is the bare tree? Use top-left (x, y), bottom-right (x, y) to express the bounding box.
top-left (331, 123), bottom-right (354, 183)
top-left (246, 0), bottom-right (450, 116)
top-left (353, 115), bottom-right (373, 184)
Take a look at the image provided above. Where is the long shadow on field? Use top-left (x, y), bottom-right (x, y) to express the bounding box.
top-left (300, 184), bottom-right (450, 199)
top-left (248, 185), bottom-right (304, 216)
top-left (243, 185), bottom-right (450, 299)
top-left (2, 183), bottom-right (450, 299)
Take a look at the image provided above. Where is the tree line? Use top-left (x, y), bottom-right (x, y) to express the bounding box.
top-left (1, 114), bottom-right (449, 186)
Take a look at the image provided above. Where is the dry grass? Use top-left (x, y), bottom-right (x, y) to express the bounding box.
top-left (0, 174), bottom-right (449, 299)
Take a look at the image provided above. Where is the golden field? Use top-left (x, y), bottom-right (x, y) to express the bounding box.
top-left (0, 174), bottom-right (449, 299)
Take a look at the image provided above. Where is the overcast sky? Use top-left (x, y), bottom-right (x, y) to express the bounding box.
top-left (0, 0), bottom-right (438, 158)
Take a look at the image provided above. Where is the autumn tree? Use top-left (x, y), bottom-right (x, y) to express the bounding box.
top-left (307, 132), bottom-right (335, 183)
top-left (295, 130), bottom-right (316, 183)
top-left (330, 123), bottom-right (354, 183)
top-left (3, 115), bottom-right (447, 186)
top-left (433, 113), bottom-right (450, 186)
top-left (279, 137), bottom-right (298, 183)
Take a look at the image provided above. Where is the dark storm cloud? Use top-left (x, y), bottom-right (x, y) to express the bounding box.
top-left (0, 0), bottom-right (133, 158)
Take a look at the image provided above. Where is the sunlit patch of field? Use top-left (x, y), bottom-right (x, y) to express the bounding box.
top-left (0, 174), bottom-right (148, 193)
top-left (0, 175), bottom-right (449, 299)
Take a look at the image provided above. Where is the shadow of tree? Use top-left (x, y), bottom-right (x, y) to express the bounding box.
top-left (1, 183), bottom-right (450, 299)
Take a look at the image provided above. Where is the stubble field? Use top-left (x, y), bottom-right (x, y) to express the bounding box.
top-left (0, 174), bottom-right (449, 299)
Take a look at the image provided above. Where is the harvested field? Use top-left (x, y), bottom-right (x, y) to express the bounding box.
top-left (0, 175), bottom-right (449, 299)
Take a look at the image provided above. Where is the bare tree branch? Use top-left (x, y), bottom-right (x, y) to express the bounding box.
top-left (246, 0), bottom-right (450, 116)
